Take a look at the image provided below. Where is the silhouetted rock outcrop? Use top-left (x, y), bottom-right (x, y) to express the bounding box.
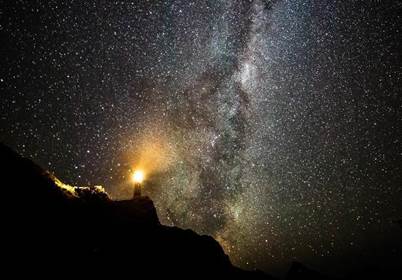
top-left (1, 143), bottom-right (273, 279)
top-left (112, 196), bottom-right (160, 225)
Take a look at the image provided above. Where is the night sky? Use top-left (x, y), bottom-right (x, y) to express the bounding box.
top-left (1, 0), bottom-right (402, 276)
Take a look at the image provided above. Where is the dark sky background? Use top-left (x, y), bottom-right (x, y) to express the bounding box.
top-left (1, 0), bottom-right (402, 277)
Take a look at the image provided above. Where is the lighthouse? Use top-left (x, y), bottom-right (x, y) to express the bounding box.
top-left (131, 170), bottom-right (145, 198)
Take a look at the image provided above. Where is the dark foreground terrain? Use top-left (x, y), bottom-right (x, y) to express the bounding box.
top-left (1, 143), bottom-right (274, 278)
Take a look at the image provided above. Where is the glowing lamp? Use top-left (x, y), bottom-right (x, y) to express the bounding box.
top-left (132, 170), bottom-right (145, 184)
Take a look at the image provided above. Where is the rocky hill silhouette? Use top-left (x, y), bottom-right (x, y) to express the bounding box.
top-left (1, 143), bottom-right (273, 278)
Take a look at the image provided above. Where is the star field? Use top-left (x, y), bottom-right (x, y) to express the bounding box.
top-left (1, 0), bottom-right (402, 276)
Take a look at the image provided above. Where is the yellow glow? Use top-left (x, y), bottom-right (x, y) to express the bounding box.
top-left (123, 124), bottom-right (178, 179)
top-left (131, 170), bottom-right (145, 184)
top-left (52, 175), bottom-right (77, 197)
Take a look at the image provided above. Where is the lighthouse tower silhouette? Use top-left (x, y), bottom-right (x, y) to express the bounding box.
top-left (133, 182), bottom-right (141, 198)
top-left (132, 170), bottom-right (144, 199)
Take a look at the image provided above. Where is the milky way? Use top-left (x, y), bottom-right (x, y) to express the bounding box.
top-left (1, 0), bottom-right (402, 276)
